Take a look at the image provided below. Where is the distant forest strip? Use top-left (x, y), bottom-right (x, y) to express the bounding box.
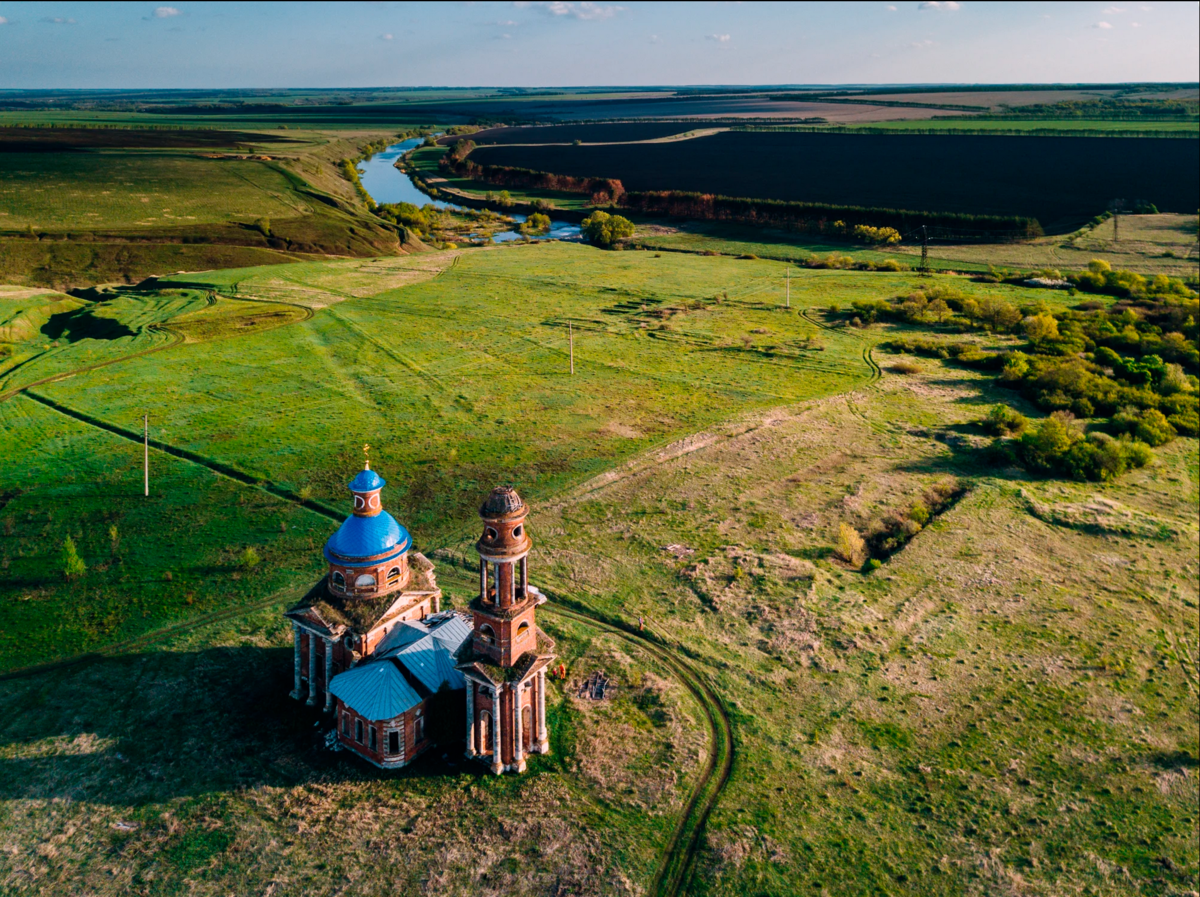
top-left (738, 124), bottom-right (1198, 138)
top-left (439, 122), bottom-right (701, 146)
top-left (465, 131), bottom-right (1200, 232)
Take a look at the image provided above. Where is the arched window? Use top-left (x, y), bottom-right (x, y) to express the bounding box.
top-left (386, 566), bottom-right (401, 585)
top-left (486, 527), bottom-right (498, 540)
top-left (513, 525), bottom-right (523, 538)
top-left (355, 573), bottom-right (376, 589)
top-left (478, 624), bottom-right (496, 647)
top-left (517, 621), bottom-right (530, 640)
top-left (332, 571), bottom-right (345, 589)
top-left (415, 716), bottom-right (425, 743)
top-left (354, 719), bottom-right (364, 743)
top-left (479, 711), bottom-right (491, 755)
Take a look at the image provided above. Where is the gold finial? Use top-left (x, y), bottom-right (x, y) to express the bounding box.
top-left (363, 443), bottom-right (371, 470)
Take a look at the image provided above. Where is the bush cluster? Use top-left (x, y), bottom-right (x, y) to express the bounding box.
top-left (862, 480), bottom-right (965, 561)
top-left (581, 211), bottom-right (635, 248)
top-left (1012, 410), bottom-right (1153, 481)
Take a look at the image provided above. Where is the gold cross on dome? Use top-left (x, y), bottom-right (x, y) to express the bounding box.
top-left (363, 443), bottom-right (371, 469)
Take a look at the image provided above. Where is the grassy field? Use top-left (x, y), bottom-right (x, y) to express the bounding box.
top-left (0, 153), bottom-right (312, 231)
top-left (632, 214), bottom-right (1200, 278)
top-left (816, 118), bottom-right (1200, 134)
top-left (0, 242), bottom-right (1195, 895)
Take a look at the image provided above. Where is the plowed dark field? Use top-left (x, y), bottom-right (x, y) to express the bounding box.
top-left (0, 127), bottom-right (294, 152)
top-left (469, 131), bottom-right (1200, 231)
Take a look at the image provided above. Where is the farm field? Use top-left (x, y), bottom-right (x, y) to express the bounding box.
top-left (0, 241), bottom-right (1195, 896)
top-left (788, 119), bottom-right (1200, 134)
top-left (0, 153), bottom-right (312, 231)
top-left (468, 131), bottom-right (1200, 231)
top-left (627, 213), bottom-right (1200, 278)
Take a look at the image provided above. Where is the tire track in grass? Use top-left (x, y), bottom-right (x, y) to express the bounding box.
top-left (538, 598), bottom-right (734, 897)
top-left (3, 395), bottom-right (737, 897)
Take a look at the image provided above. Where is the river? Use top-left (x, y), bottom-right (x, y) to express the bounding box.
top-left (356, 138), bottom-right (581, 242)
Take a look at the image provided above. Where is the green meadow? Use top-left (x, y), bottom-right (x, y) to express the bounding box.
top-left (0, 242), bottom-right (1195, 896)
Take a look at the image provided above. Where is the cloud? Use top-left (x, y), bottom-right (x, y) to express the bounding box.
top-left (649, 33), bottom-right (662, 43)
top-left (1130, 21), bottom-right (1140, 26)
top-left (153, 6), bottom-right (182, 17)
top-left (707, 33), bottom-right (731, 42)
top-left (918, 1), bottom-right (960, 9)
top-left (496, 19), bottom-right (518, 26)
top-left (1094, 21), bottom-right (1113, 28)
top-left (517, 1), bottom-right (626, 19)
top-left (886, 4), bottom-right (897, 9)
top-left (910, 38), bottom-right (936, 48)
top-left (1102, 6), bottom-right (1126, 12)
top-left (0, 16), bottom-right (8, 25)
top-left (380, 33), bottom-right (393, 40)
top-left (41, 16), bottom-right (77, 24)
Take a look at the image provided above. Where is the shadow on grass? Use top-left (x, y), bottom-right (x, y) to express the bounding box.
top-left (0, 646), bottom-right (484, 806)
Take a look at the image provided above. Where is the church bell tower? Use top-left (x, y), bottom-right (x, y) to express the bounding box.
top-left (458, 486), bottom-right (555, 773)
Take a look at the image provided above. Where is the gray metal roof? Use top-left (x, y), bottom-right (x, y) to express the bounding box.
top-left (332, 613), bottom-right (473, 720)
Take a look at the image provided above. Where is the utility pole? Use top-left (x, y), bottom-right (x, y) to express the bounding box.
top-left (143, 414), bottom-right (149, 497)
top-left (920, 225), bottom-right (929, 274)
top-left (569, 321), bottom-right (574, 376)
top-left (785, 268), bottom-right (790, 308)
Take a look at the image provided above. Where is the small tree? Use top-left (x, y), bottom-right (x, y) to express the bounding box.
top-left (521, 212), bottom-right (551, 235)
top-left (581, 211), bottom-right (634, 248)
top-left (240, 546), bottom-right (261, 569)
top-left (1022, 313), bottom-right (1059, 345)
top-left (836, 523), bottom-right (866, 567)
top-left (108, 524), bottom-right (120, 555)
top-left (62, 536), bottom-right (87, 580)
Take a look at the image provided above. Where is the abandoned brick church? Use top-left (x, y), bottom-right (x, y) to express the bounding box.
top-left (284, 460), bottom-right (555, 774)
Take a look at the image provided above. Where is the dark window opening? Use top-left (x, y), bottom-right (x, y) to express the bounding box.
top-left (369, 727), bottom-right (378, 751)
top-left (388, 730), bottom-right (400, 754)
top-left (355, 719), bottom-right (363, 743)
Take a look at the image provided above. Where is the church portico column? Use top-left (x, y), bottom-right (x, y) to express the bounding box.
top-left (306, 631), bottom-right (317, 706)
top-left (465, 682), bottom-right (476, 758)
top-left (513, 683), bottom-right (525, 772)
top-left (323, 637), bottom-right (334, 712)
top-left (536, 669), bottom-right (549, 753)
top-left (490, 686), bottom-right (503, 775)
top-left (290, 623), bottom-right (302, 700)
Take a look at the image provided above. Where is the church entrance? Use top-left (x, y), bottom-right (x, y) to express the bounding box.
top-left (479, 710), bottom-right (491, 756)
top-left (522, 705), bottom-right (532, 752)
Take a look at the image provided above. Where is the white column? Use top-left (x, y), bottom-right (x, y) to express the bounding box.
top-left (290, 623), bottom-right (302, 700)
top-left (306, 631), bottom-right (317, 706)
top-left (323, 637), bottom-right (334, 712)
top-left (513, 682), bottom-right (525, 772)
top-left (537, 669), bottom-right (548, 752)
top-left (520, 556), bottom-right (528, 598)
top-left (465, 682), bottom-right (476, 757)
top-left (479, 558), bottom-right (487, 601)
top-left (490, 687), bottom-right (502, 774)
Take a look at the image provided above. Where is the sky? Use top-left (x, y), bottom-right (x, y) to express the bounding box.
top-left (0, 1), bottom-right (1196, 90)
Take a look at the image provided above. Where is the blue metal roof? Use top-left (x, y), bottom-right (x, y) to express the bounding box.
top-left (323, 510), bottom-right (411, 565)
top-left (331, 614), bottom-right (473, 721)
top-left (349, 468), bottom-right (385, 492)
top-left (329, 660), bottom-right (423, 720)
top-left (378, 614), bottom-right (473, 694)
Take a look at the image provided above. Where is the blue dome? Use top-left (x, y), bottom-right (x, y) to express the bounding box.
top-left (324, 510), bottom-right (411, 566)
top-left (349, 468), bottom-right (385, 492)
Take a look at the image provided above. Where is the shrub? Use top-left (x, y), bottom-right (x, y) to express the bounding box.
top-left (852, 224), bottom-right (901, 245)
top-left (240, 547), bottom-right (261, 569)
top-left (1133, 408), bottom-right (1176, 446)
top-left (61, 536), bottom-right (86, 579)
top-left (1023, 313), bottom-right (1059, 345)
top-left (836, 523), bottom-right (866, 566)
top-left (985, 404), bottom-right (1029, 436)
top-left (890, 360), bottom-right (922, 375)
top-left (520, 212), bottom-right (551, 235)
top-left (581, 210), bottom-right (635, 248)
top-left (1018, 411), bottom-right (1081, 471)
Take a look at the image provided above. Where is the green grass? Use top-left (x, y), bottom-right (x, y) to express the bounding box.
top-left (0, 241), bottom-right (1195, 895)
top-left (0, 153), bottom-right (311, 231)
top-left (633, 213), bottom-right (1200, 278)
